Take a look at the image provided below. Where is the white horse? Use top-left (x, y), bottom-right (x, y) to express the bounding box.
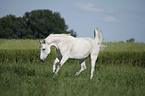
top-left (40, 28), bottom-right (103, 79)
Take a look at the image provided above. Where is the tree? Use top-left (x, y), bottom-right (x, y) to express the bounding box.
top-left (126, 38), bottom-right (135, 43)
top-left (0, 9), bottom-right (77, 39)
top-left (23, 9), bottom-right (76, 38)
top-left (0, 15), bottom-right (27, 39)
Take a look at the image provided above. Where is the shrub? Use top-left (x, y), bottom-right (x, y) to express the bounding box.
top-left (126, 38), bottom-right (135, 43)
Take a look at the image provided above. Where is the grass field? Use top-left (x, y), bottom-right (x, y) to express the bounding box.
top-left (0, 62), bottom-right (144, 96)
top-left (0, 39), bottom-right (145, 96)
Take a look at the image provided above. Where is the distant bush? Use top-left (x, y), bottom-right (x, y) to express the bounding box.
top-left (119, 41), bottom-right (125, 43)
top-left (126, 38), bottom-right (135, 43)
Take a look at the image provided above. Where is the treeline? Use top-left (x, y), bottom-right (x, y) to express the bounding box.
top-left (0, 9), bottom-right (77, 39)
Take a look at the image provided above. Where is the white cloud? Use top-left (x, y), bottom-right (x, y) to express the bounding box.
top-left (75, 2), bottom-right (118, 23)
top-left (103, 16), bottom-right (118, 22)
top-left (75, 2), bottom-right (104, 13)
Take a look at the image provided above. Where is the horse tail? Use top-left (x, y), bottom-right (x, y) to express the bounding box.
top-left (94, 28), bottom-right (103, 46)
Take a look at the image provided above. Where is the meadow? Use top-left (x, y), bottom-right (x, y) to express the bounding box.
top-left (0, 39), bottom-right (145, 96)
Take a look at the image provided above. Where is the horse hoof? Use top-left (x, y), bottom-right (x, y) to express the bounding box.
top-left (53, 73), bottom-right (58, 78)
top-left (75, 72), bottom-right (79, 76)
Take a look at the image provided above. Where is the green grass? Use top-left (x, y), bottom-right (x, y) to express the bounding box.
top-left (0, 39), bottom-right (145, 96)
top-left (0, 39), bottom-right (40, 49)
top-left (103, 42), bottom-right (145, 52)
top-left (0, 62), bottom-right (145, 96)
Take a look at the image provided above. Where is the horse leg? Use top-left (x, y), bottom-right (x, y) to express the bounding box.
top-left (53, 49), bottom-right (62, 73)
top-left (54, 56), bottom-right (68, 76)
top-left (90, 54), bottom-right (98, 79)
top-left (75, 59), bottom-right (86, 76)
top-left (52, 57), bottom-right (60, 73)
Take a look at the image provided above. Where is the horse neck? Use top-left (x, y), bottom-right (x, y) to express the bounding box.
top-left (49, 43), bottom-right (58, 49)
top-left (45, 36), bottom-right (63, 49)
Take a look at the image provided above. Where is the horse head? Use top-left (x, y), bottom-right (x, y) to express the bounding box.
top-left (40, 39), bottom-right (51, 62)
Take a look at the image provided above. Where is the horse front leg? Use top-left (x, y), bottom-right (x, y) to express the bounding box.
top-left (53, 56), bottom-right (68, 77)
top-left (52, 57), bottom-right (60, 73)
top-left (53, 49), bottom-right (62, 73)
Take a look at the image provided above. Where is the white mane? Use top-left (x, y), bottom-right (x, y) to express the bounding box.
top-left (49, 33), bottom-right (71, 37)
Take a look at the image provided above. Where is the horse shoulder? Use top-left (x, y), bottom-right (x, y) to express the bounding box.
top-left (57, 37), bottom-right (73, 55)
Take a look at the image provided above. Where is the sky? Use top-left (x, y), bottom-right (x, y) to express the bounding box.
top-left (0, 0), bottom-right (145, 42)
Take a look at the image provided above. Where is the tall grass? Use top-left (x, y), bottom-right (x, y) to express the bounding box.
top-left (0, 62), bottom-right (144, 96)
top-left (0, 39), bottom-right (145, 66)
top-left (0, 49), bottom-right (144, 66)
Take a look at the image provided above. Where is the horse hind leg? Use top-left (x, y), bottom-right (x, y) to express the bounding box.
top-left (90, 54), bottom-right (98, 79)
top-left (75, 59), bottom-right (86, 76)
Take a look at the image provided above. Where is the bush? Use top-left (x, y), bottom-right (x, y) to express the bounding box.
top-left (126, 38), bottom-right (135, 43)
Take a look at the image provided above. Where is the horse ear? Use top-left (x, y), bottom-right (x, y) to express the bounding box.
top-left (50, 33), bottom-right (54, 36)
top-left (40, 40), bottom-right (42, 44)
top-left (40, 40), bottom-right (46, 44)
top-left (43, 40), bottom-right (46, 44)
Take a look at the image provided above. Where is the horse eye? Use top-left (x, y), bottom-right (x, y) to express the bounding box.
top-left (42, 49), bottom-right (45, 51)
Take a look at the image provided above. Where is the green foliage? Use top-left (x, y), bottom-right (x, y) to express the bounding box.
top-left (126, 38), bottom-right (135, 43)
top-left (0, 9), bottom-right (77, 39)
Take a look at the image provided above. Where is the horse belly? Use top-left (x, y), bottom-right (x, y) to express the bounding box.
top-left (69, 40), bottom-right (92, 59)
